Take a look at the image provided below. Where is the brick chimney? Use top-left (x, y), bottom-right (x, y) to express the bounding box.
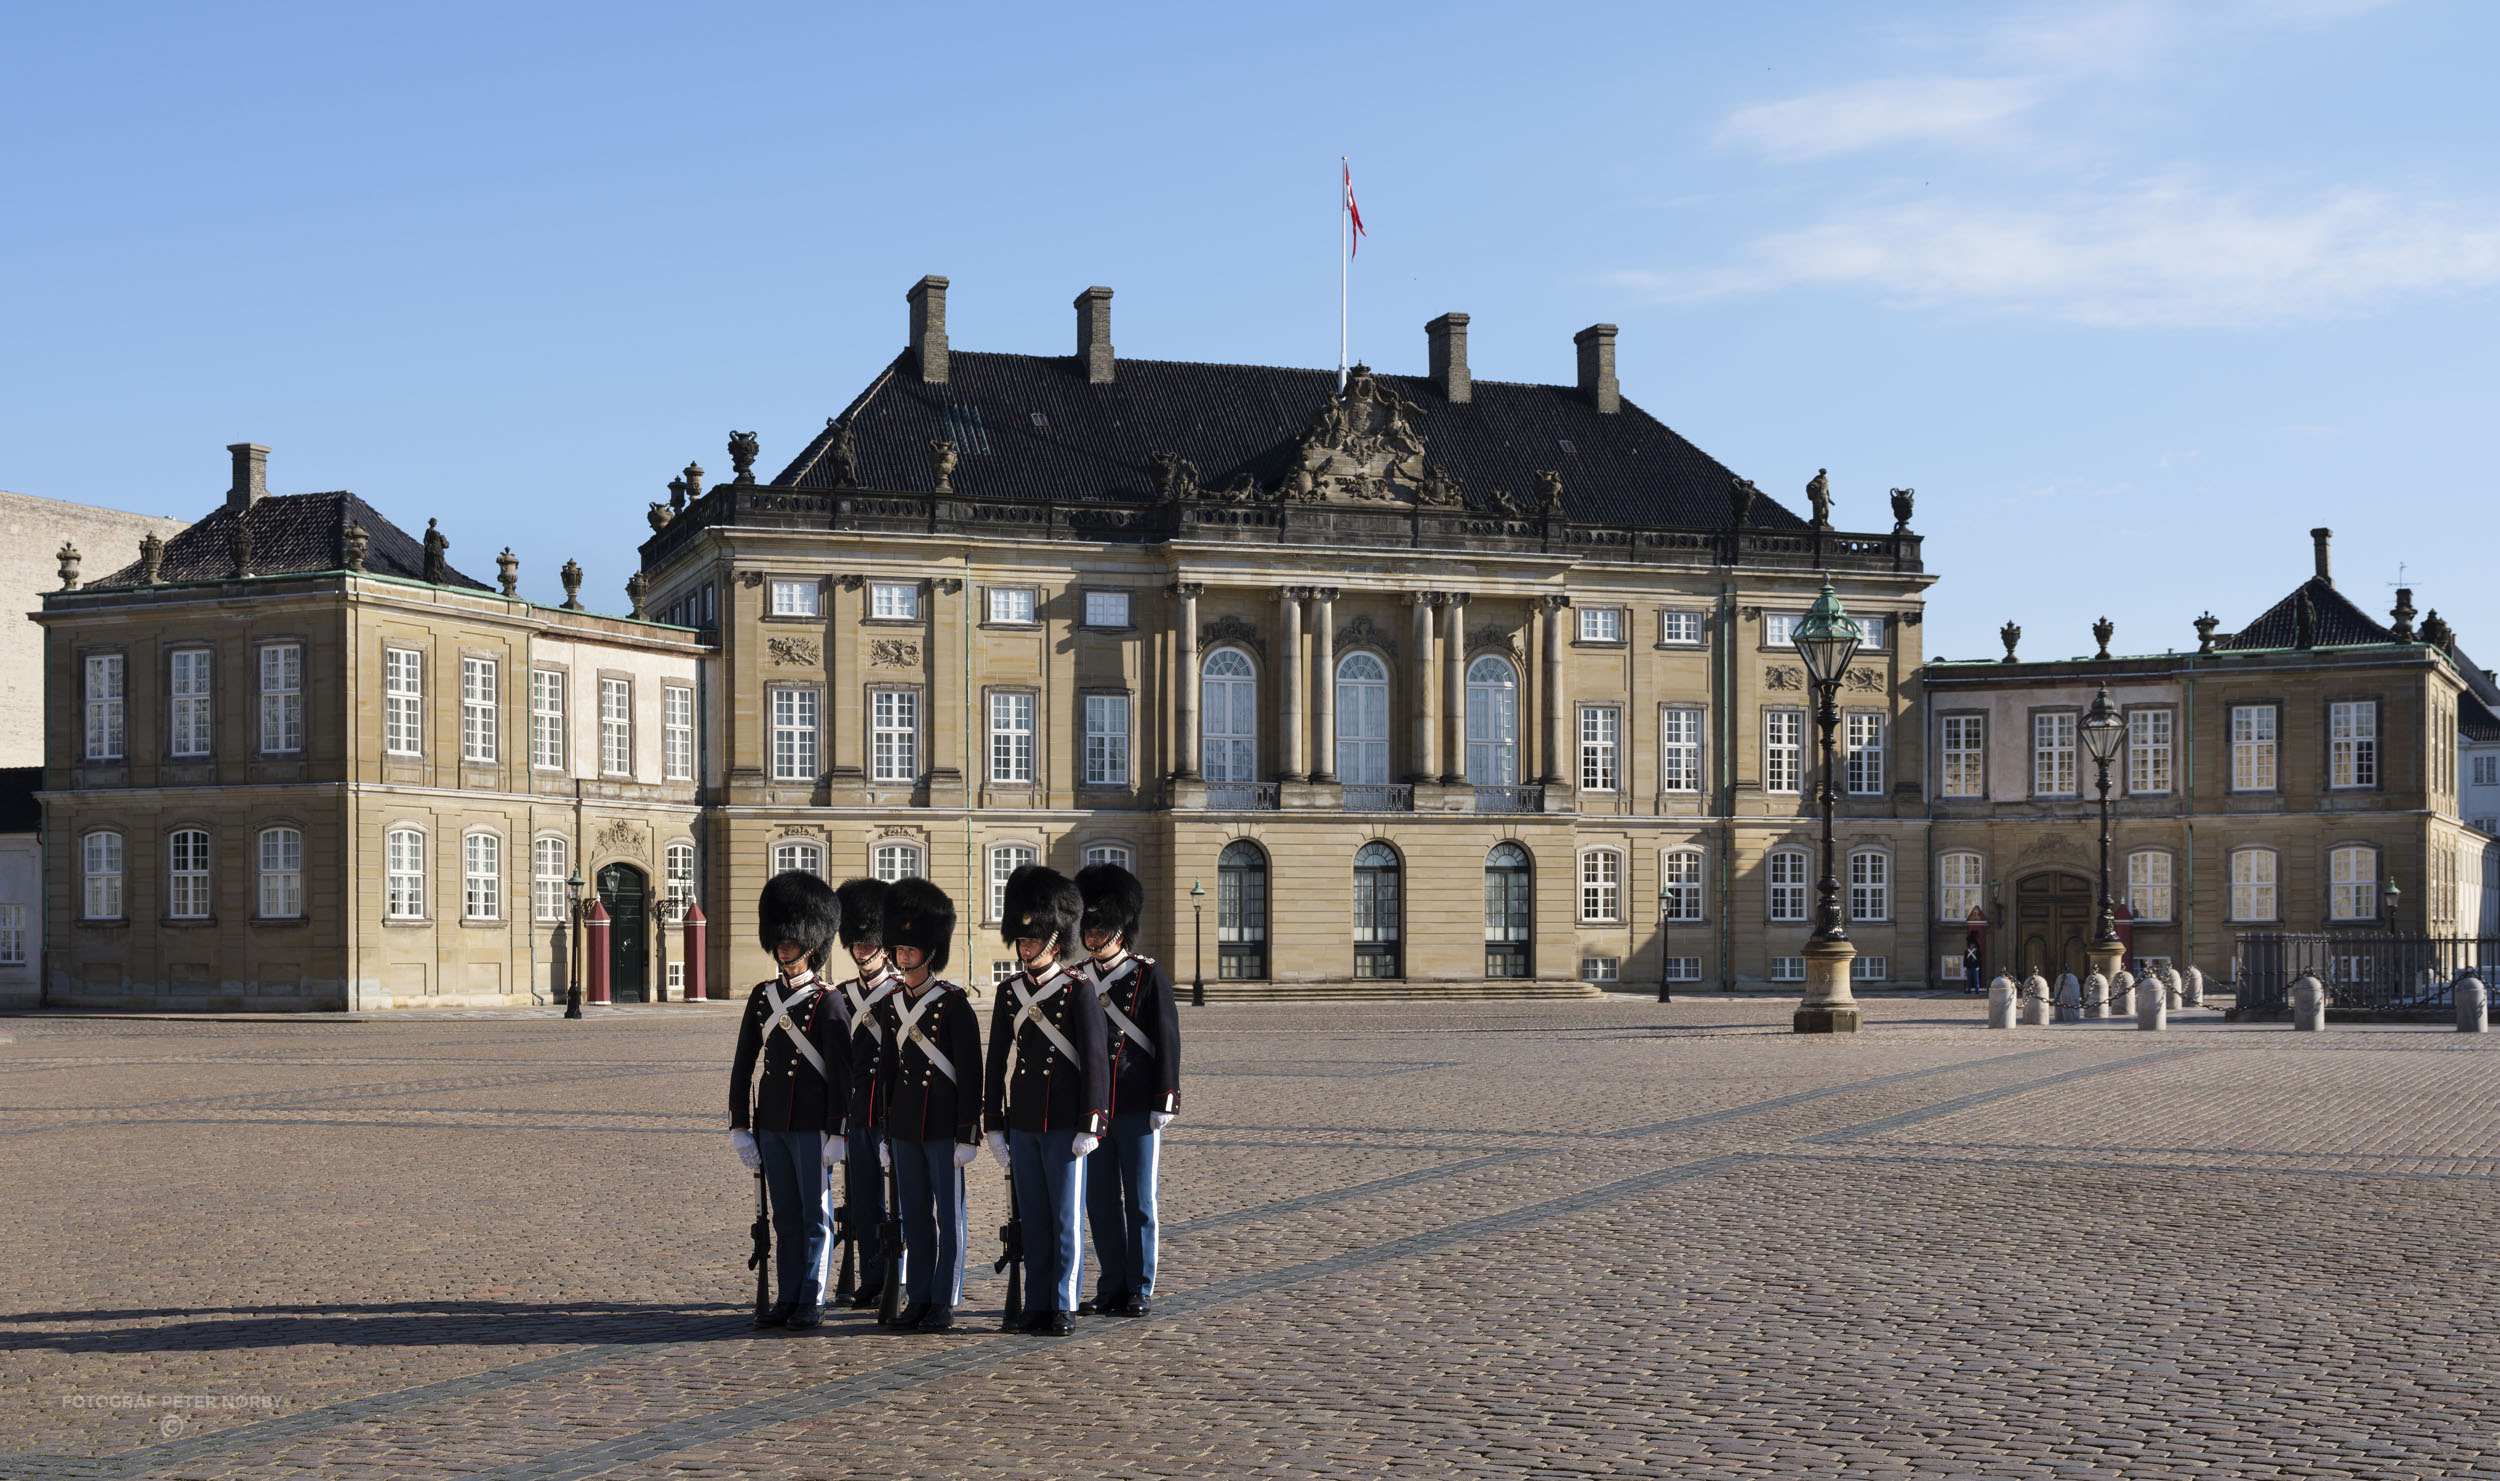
top-left (1574, 324), bottom-right (1618, 413)
top-left (227, 443), bottom-right (269, 512)
top-left (1426, 312), bottom-right (1470, 404)
top-left (907, 275), bottom-right (949, 383)
top-left (1075, 286), bottom-right (1114, 384)
top-left (2311, 526), bottom-right (2333, 586)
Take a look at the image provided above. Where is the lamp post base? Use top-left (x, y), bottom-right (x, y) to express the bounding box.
top-left (2087, 939), bottom-right (2125, 984)
top-left (1794, 935), bottom-right (1862, 1035)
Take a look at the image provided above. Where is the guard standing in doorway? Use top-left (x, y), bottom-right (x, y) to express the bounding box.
top-left (1073, 862), bottom-right (1180, 1318)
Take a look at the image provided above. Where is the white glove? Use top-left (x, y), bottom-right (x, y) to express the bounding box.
top-left (1070, 1132), bottom-right (1099, 1158)
top-left (729, 1128), bottom-right (761, 1172)
top-left (821, 1131), bottom-right (844, 1167)
top-left (1148, 1112), bottom-right (1174, 1132)
top-left (877, 1138), bottom-right (891, 1170)
top-left (953, 1141), bottom-right (980, 1168)
top-left (986, 1130), bottom-right (1010, 1168)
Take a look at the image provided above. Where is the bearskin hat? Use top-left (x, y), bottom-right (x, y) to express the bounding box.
top-left (757, 870), bottom-right (842, 972)
top-left (1000, 864), bottom-right (1082, 950)
top-left (834, 877), bottom-right (890, 951)
top-left (883, 877), bottom-right (957, 975)
top-left (1074, 862), bottom-right (1145, 949)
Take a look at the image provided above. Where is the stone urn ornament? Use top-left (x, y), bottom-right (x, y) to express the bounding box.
top-left (1888, 486), bottom-right (1914, 532)
top-left (560, 558), bottom-right (585, 611)
top-left (928, 438), bottom-right (958, 493)
top-left (56, 541), bottom-right (80, 590)
top-left (139, 531), bottom-right (165, 585)
top-left (728, 429), bottom-right (759, 484)
top-left (2092, 616), bottom-right (2114, 661)
top-left (625, 571), bottom-right (649, 620)
top-left (2000, 620), bottom-right (2021, 663)
top-left (496, 547), bottom-right (520, 597)
top-left (344, 520), bottom-right (370, 572)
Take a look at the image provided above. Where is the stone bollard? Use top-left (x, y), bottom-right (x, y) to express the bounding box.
top-left (2020, 973), bottom-right (2053, 1026)
top-left (2165, 966), bottom-right (2184, 1010)
top-left (2459, 976), bottom-right (2488, 1034)
top-left (2084, 971), bottom-right (2110, 1020)
top-left (2290, 973), bottom-right (2328, 1031)
top-left (2183, 965), bottom-right (2205, 1008)
top-left (2110, 969), bottom-right (2135, 1017)
top-left (2137, 976), bottom-right (2167, 1030)
top-left (1988, 974), bottom-right (2019, 1029)
top-left (2055, 972), bottom-right (2082, 1023)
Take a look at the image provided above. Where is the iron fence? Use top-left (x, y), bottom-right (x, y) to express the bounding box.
top-left (2233, 932), bottom-right (2498, 1018)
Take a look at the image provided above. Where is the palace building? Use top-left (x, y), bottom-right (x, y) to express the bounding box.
top-left (26, 277), bottom-right (1937, 1009)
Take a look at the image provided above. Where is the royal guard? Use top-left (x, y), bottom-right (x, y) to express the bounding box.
top-left (864, 877), bottom-right (983, 1331)
top-left (1073, 862), bottom-right (1180, 1318)
top-left (982, 864), bottom-right (1110, 1336)
top-left (831, 876), bottom-right (901, 1310)
top-left (726, 870), bottom-right (847, 1329)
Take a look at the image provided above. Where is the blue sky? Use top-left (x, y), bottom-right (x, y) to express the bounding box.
top-left (4, 1), bottom-right (2493, 663)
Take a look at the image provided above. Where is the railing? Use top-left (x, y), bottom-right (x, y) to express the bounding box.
top-left (2235, 932), bottom-right (2497, 1017)
top-left (1204, 782), bottom-right (1280, 811)
top-left (1473, 785), bottom-right (1545, 814)
top-left (1342, 783), bottom-right (1413, 812)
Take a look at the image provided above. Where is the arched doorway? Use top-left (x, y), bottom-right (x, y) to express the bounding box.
top-left (2012, 871), bottom-right (2092, 982)
top-left (599, 863), bottom-right (650, 1003)
top-left (1484, 842), bottom-right (1532, 978)
top-left (1464, 656), bottom-right (1519, 785)
top-left (1217, 840), bottom-right (1268, 980)
top-left (1353, 841), bottom-right (1403, 979)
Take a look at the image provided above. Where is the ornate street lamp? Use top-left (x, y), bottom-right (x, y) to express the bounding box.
top-left (1790, 581), bottom-right (1863, 1034)
top-left (2080, 683), bottom-right (2128, 983)
top-left (564, 869), bottom-right (587, 1020)
top-left (2383, 874), bottom-right (2400, 930)
top-left (1190, 879), bottom-right (1207, 1008)
top-left (1657, 881), bottom-right (1674, 1004)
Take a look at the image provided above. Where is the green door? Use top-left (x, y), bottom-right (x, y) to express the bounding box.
top-left (600, 864), bottom-right (649, 1003)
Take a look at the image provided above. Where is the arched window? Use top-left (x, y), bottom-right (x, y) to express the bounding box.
top-left (1082, 843), bottom-right (1135, 871)
top-left (1662, 848), bottom-right (1705, 922)
top-left (1849, 850), bottom-right (1890, 922)
top-left (2230, 848), bottom-right (2277, 922)
top-left (1202, 648), bottom-right (1258, 783)
top-left (1484, 843), bottom-right (1532, 978)
top-left (989, 843), bottom-right (1039, 923)
top-left (1353, 841), bottom-right (1403, 979)
top-left (871, 841), bottom-right (922, 882)
top-left (1579, 850), bottom-right (1621, 923)
top-left (385, 828), bottom-right (426, 919)
top-left (1767, 849), bottom-right (1808, 923)
top-left (1939, 851), bottom-right (1983, 922)
top-left (2329, 845), bottom-right (2376, 921)
top-left (1335, 651), bottom-right (1391, 785)
top-left (81, 831), bottom-right (123, 920)
top-left (2126, 851), bottom-right (2172, 922)
top-left (464, 832), bottom-right (501, 920)
top-left (1217, 839), bottom-right (1268, 980)
top-left (1465, 656), bottom-right (1520, 786)
top-left (259, 826), bottom-right (304, 920)
top-left (771, 840), bottom-right (823, 879)
top-left (168, 829), bottom-right (211, 920)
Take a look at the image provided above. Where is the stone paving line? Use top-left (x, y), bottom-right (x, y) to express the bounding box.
top-left (2, 998), bottom-right (2494, 1479)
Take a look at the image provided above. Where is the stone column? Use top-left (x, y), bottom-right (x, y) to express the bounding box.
top-left (1310, 588), bottom-right (1338, 783)
top-left (1539, 594), bottom-right (1570, 786)
top-left (927, 577), bottom-right (967, 805)
top-left (1409, 593), bottom-right (1438, 782)
top-left (1172, 582), bottom-right (1203, 779)
top-left (1279, 587), bottom-right (1306, 782)
top-left (1440, 593), bottom-right (1470, 785)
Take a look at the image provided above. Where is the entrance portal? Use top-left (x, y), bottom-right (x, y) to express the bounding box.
top-left (2011, 871), bottom-right (2094, 983)
top-left (599, 863), bottom-right (650, 1004)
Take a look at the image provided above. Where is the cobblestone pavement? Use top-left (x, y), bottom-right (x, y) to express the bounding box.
top-left (3, 995), bottom-right (2496, 1479)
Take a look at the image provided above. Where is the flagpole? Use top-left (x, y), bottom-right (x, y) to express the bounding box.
top-left (1338, 156), bottom-right (1348, 393)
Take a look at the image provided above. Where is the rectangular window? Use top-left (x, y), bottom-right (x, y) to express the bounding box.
top-left (530, 670), bottom-right (565, 769)
top-left (2476, 755), bottom-right (2499, 788)
top-left (1844, 712), bottom-right (1885, 795)
top-left (83, 833), bottom-right (122, 919)
top-left (2127, 708), bottom-right (2173, 795)
top-left (1939, 852), bottom-right (1982, 922)
top-left (991, 844), bottom-right (1038, 922)
top-left (464, 833), bottom-right (500, 920)
top-left (1084, 590), bottom-right (1131, 628)
top-left (772, 689), bottom-right (821, 781)
top-left (1085, 694), bottom-right (1131, 786)
top-left (1659, 610), bottom-right (1702, 646)
top-left (461, 657), bottom-right (498, 763)
top-left (1578, 852), bottom-right (1620, 923)
top-left (168, 649), bottom-right (212, 758)
top-left (0, 904), bottom-right (23, 966)
top-left (1856, 616), bottom-right (1887, 651)
top-left (1768, 852), bottom-right (1807, 922)
top-left (1765, 710), bottom-right (1802, 794)
top-left (1663, 956), bottom-right (1701, 982)
top-left (384, 648), bottom-right (423, 756)
top-left (1941, 715), bottom-right (1985, 799)
top-left (2230, 705), bottom-right (2277, 791)
top-left (259, 828), bottom-right (303, 919)
top-left (599, 678), bottom-right (631, 775)
top-left (988, 587), bottom-right (1036, 624)
top-left (2330, 845), bottom-right (2376, 921)
top-left (989, 692), bottom-right (1035, 784)
top-left (168, 831), bottom-right (211, 919)
top-left (1851, 955), bottom-right (1889, 983)
top-left (84, 654), bottom-right (126, 761)
top-left (533, 838), bottom-right (569, 923)
top-left (1763, 614), bottom-right (1800, 647)
top-left (2032, 712), bottom-right (2077, 796)
top-left (663, 685), bottom-right (693, 781)
top-left (1660, 707), bottom-right (1702, 794)
top-left (1578, 957), bottom-right (1621, 983)
top-left (259, 643), bottom-right (302, 754)
top-left (772, 841), bottom-right (824, 877)
top-left (2230, 850), bottom-right (2276, 922)
top-left (2330, 701), bottom-right (2378, 789)
top-left (769, 579), bottom-right (819, 617)
top-left (1849, 851), bottom-right (1889, 921)
top-left (1577, 607), bottom-right (1622, 643)
top-left (1579, 707), bottom-right (1619, 792)
top-left (1940, 953), bottom-right (1969, 985)
top-left (869, 582), bottom-right (918, 621)
top-left (1769, 956), bottom-right (1805, 983)
top-left (1663, 851), bottom-right (1704, 922)
top-left (871, 690), bottom-right (918, 782)
top-left (1083, 844), bottom-right (1135, 871)
top-left (871, 842), bottom-right (922, 882)
top-left (665, 844), bottom-right (694, 914)
top-left (2128, 851), bottom-right (2173, 922)
top-left (385, 829), bottom-right (425, 919)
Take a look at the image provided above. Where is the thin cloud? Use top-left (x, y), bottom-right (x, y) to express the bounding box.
top-left (1716, 76), bottom-right (2042, 160)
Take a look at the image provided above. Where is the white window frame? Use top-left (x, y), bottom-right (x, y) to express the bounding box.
top-left (1577, 607), bottom-right (1623, 644)
top-left (1662, 848), bottom-right (1704, 923)
top-left (870, 688), bottom-right (918, 783)
top-left (1203, 649), bottom-right (1259, 784)
top-left (2032, 712), bottom-right (2077, 797)
top-left (663, 685), bottom-right (694, 781)
top-left (1851, 955), bottom-right (1890, 983)
top-left (463, 832), bottom-right (501, 921)
top-left (989, 691), bottom-right (1036, 784)
top-left (772, 841), bottom-right (824, 878)
top-left (664, 842), bottom-right (695, 914)
top-left (1844, 711), bottom-right (1885, 796)
top-left (871, 841), bottom-right (923, 882)
top-left (1085, 693), bottom-right (1131, 787)
top-left (530, 670), bottom-right (566, 770)
top-left (1578, 850), bottom-right (1621, 924)
top-left (1939, 851), bottom-right (1982, 923)
top-left (1767, 849), bottom-right (1808, 922)
top-left (1763, 613), bottom-right (1801, 647)
top-left (1765, 710), bottom-right (1803, 795)
top-left (462, 657), bottom-right (499, 764)
top-left (769, 578), bottom-right (820, 618)
top-left (0, 904), bottom-right (23, 966)
top-left (1659, 706), bottom-right (1702, 794)
top-left (168, 829), bottom-right (211, 920)
top-left (1083, 590), bottom-right (1131, 629)
top-left (1769, 955), bottom-right (1805, 983)
top-left (259, 642), bottom-right (303, 755)
top-left (991, 843), bottom-right (1039, 924)
top-left (987, 586), bottom-right (1037, 625)
top-left (2230, 848), bottom-right (2277, 923)
top-left (2476, 755), bottom-right (2499, 788)
top-left (1848, 849), bottom-right (1889, 922)
top-left (2330, 701), bottom-right (2378, 790)
top-left (259, 826), bottom-right (304, 919)
top-left (2127, 850), bottom-right (2173, 923)
top-left (2329, 844), bottom-right (2376, 922)
top-left (1855, 616), bottom-right (1887, 651)
top-left (599, 677), bottom-right (632, 776)
top-left (168, 648), bottom-right (213, 759)
top-left (1658, 610), bottom-right (1703, 646)
top-left (1579, 706), bottom-right (1619, 793)
top-left (1941, 714), bottom-right (1984, 799)
top-left (1082, 843), bottom-right (1135, 871)
top-left (84, 653), bottom-right (126, 761)
top-left (384, 648), bottom-right (423, 757)
top-left (83, 831), bottom-right (123, 919)
top-left (869, 582), bottom-right (918, 621)
top-left (385, 828), bottom-right (426, 920)
top-left (1579, 957), bottom-right (1621, 983)
top-left (533, 837), bottom-right (570, 922)
top-left (772, 688), bottom-right (822, 782)
top-left (2231, 705), bottom-right (2278, 793)
top-left (2127, 707), bottom-right (2173, 795)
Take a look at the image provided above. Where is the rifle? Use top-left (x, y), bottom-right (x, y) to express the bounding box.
top-left (877, 1139), bottom-right (905, 1325)
top-left (831, 1191), bottom-right (855, 1306)
top-left (994, 1167), bottom-right (1024, 1330)
top-left (748, 1168), bottom-right (771, 1323)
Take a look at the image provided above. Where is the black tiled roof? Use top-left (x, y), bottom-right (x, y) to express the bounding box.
top-left (770, 351), bottom-right (1812, 530)
top-left (2462, 694), bottom-right (2500, 744)
top-left (90, 493), bottom-right (488, 590)
top-left (2215, 577), bottom-right (2396, 650)
top-left (0, 767), bottom-right (38, 833)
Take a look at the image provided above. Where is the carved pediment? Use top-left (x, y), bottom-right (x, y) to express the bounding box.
top-left (1336, 614), bottom-right (1398, 657)
top-left (594, 819), bottom-right (643, 856)
top-left (1467, 622), bottom-right (1523, 664)
top-left (1198, 614), bottom-right (1263, 657)
top-left (1283, 365), bottom-right (1442, 506)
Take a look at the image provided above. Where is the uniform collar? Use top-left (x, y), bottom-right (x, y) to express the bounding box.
top-left (777, 967), bottom-right (820, 992)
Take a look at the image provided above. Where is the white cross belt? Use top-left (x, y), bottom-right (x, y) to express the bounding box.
top-left (893, 986), bottom-right (958, 1084)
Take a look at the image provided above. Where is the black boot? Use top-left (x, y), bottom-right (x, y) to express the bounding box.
top-left (1120, 1294), bottom-right (1152, 1319)
top-left (848, 1283), bottom-right (884, 1311)
top-left (892, 1299), bottom-right (930, 1331)
top-left (755, 1299), bottom-right (794, 1329)
top-left (914, 1304), bottom-right (955, 1331)
top-left (1037, 1308), bottom-right (1074, 1336)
